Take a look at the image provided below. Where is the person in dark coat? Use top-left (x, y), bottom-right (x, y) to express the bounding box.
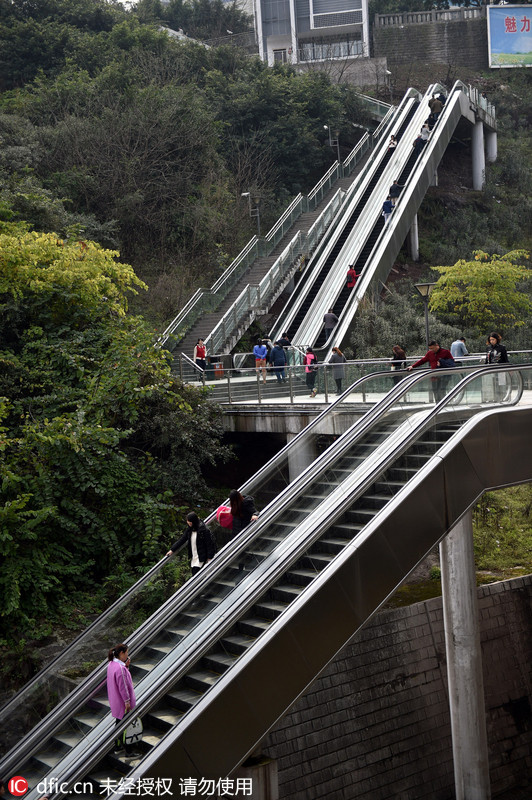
top-left (485, 332), bottom-right (509, 364)
top-left (391, 345), bottom-right (407, 383)
top-left (485, 332), bottom-right (509, 401)
top-left (229, 490), bottom-right (258, 538)
top-left (382, 196), bottom-right (393, 224)
top-left (166, 512), bottom-right (216, 574)
top-left (277, 332), bottom-right (291, 348)
top-left (389, 179), bottom-right (403, 206)
top-left (269, 342), bottom-right (288, 382)
top-left (407, 340), bottom-right (455, 402)
top-left (323, 309), bottom-right (339, 342)
top-left (329, 347), bottom-right (347, 394)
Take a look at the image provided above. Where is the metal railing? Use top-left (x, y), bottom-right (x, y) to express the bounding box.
top-left (7, 363), bottom-right (531, 796)
top-left (177, 351), bottom-right (532, 404)
top-left (160, 103), bottom-right (394, 350)
top-left (375, 7), bottom-right (484, 26)
top-left (203, 189), bottom-right (346, 355)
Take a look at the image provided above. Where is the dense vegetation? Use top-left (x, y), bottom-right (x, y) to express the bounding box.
top-left (0, 0), bottom-right (368, 323)
top-left (0, 221), bottom-right (230, 646)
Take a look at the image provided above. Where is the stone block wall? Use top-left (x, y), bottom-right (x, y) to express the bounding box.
top-left (263, 575), bottom-right (532, 799)
top-left (372, 17), bottom-right (489, 71)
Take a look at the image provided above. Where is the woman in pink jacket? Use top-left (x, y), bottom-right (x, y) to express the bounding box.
top-left (107, 643), bottom-right (137, 754)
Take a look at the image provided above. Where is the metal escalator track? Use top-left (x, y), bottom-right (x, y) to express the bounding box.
top-left (282, 102), bottom-right (419, 343)
top-left (290, 82), bottom-right (445, 353)
top-left (267, 90), bottom-right (422, 346)
top-left (300, 79), bottom-right (497, 360)
top-left (9, 363), bottom-right (532, 796)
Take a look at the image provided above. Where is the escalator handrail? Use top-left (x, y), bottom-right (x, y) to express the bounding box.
top-left (0, 364), bottom-right (461, 773)
top-left (293, 82), bottom-right (447, 351)
top-left (35, 363), bottom-right (531, 799)
top-left (310, 81), bottom-right (463, 360)
top-left (0, 366), bottom-right (434, 772)
top-left (268, 91), bottom-right (423, 343)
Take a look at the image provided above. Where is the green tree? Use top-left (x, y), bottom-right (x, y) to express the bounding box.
top-left (0, 225), bottom-right (229, 639)
top-left (429, 250), bottom-right (532, 336)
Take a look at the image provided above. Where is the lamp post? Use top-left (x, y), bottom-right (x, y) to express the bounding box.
top-left (241, 192), bottom-right (261, 237)
top-left (414, 282), bottom-right (436, 348)
top-left (323, 125), bottom-right (341, 165)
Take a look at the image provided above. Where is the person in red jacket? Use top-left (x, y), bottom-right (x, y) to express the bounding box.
top-left (346, 266), bottom-right (359, 289)
top-left (407, 340), bottom-right (454, 402)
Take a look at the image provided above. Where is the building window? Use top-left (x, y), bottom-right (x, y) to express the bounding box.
top-left (273, 48), bottom-right (288, 62)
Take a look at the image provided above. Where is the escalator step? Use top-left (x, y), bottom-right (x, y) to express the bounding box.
top-left (72, 711), bottom-right (107, 732)
top-left (203, 651), bottom-right (239, 672)
top-left (149, 708), bottom-right (186, 726)
top-left (373, 480), bottom-right (405, 494)
top-left (186, 669), bottom-right (221, 692)
top-left (287, 567), bottom-right (319, 585)
top-left (32, 749), bottom-right (68, 769)
top-left (238, 616), bottom-right (272, 637)
top-left (166, 686), bottom-right (203, 711)
top-left (130, 659), bottom-right (159, 674)
top-left (54, 730), bottom-right (85, 748)
top-left (220, 633), bottom-right (255, 655)
top-left (302, 552), bottom-right (335, 569)
top-left (141, 727), bottom-right (166, 747)
top-left (270, 583), bottom-right (305, 603)
top-left (254, 599), bottom-right (287, 619)
top-left (316, 536), bottom-right (350, 553)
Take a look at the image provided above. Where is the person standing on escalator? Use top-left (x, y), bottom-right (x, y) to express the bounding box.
top-left (346, 265), bottom-right (359, 290)
top-left (323, 309), bottom-right (339, 342)
top-left (107, 643), bottom-right (138, 755)
top-left (166, 512), bottom-right (216, 574)
top-left (229, 490), bottom-right (258, 539)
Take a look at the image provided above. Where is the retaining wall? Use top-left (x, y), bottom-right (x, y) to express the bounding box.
top-left (372, 17), bottom-right (489, 70)
top-left (263, 574), bottom-right (532, 799)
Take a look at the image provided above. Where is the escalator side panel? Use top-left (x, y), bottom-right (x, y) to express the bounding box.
top-left (127, 406), bottom-right (532, 781)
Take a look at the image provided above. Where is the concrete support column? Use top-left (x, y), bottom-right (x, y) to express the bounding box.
top-left (287, 432), bottom-right (316, 482)
top-left (233, 756), bottom-right (279, 799)
top-left (440, 511), bottom-right (491, 800)
top-left (486, 130), bottom-right (498, 163)
top-left (472, 120), bottom-right (486, 190)
top-left (408, 213), bottom-right (419, 262)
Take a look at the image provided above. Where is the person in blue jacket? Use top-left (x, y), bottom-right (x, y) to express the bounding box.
top-left (253, 339), bottom-right (268, 383)
top-left (382, 196), bottom-right (394, 225)
top-left (269, 342), bottom-right (288, 383)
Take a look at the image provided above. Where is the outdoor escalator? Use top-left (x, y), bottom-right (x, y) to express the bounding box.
top-left (282, 100), bottom-right (420, 343)
top-left (312, 136), bottom-right (421, 349)
top-left (4, 364), bottom-right (530, 795)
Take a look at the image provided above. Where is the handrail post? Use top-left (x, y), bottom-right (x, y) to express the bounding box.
top-left (227, 372), bottom-right (232, 404)
top-left (257, 370), bottom-right (262, 404)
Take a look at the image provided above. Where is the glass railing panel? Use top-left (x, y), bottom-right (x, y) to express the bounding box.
top-left (0, 555), bottom-right (190, 754)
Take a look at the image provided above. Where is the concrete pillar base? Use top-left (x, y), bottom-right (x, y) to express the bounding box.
top-left (408, 213), bottom-right (419, 262)
top-left (287, 432), bottom-right (316, 481)
top-left (231, 756), bottom-right (279, 800)
top-left (486, 130), bottom-right (497, 163)
top-left (440, 511), bottom-right (491, 800)
top-left (472, 119), bottom-right (486, 190)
